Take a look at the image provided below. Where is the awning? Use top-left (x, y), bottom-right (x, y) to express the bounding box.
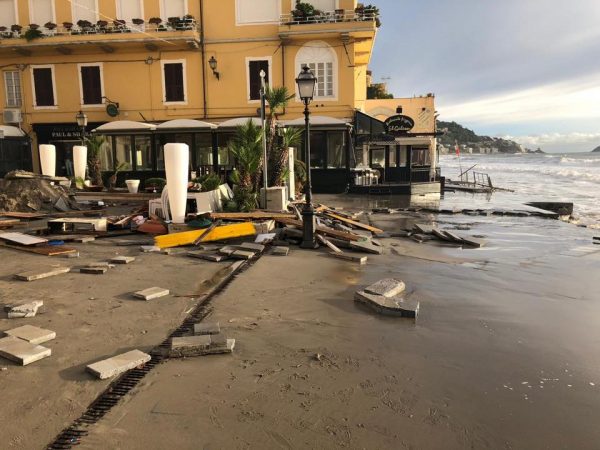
top-left (217, 117), bottom-right (262, 128)
top-left (92, 121), bottom-right (156, 132)
top-left (281, 116), bottom-right (351, 127)
top-left (0, 125), bottom-right (26, 137)
top-left (369, 137), bottom-right (433, 146)
top-left (157, 119), bottom-right (217, 130)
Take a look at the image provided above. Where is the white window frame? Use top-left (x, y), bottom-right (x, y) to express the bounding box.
top-left (245, 56), bottom-right (272, 104)
top-left (30, 64), bottom-right (57, 110)
top-left (295, 41), bottom-right (338, 102)
top-left (77, 62), bottom-right (105, 108)
top-left (3, 70), bottom-right (22, 108)
top-left (161, 59), bottom-right (187, 106)
top-left (159, 0), bottom-right (188, 20)
top-left (71, 0), bottom-right (99, 23)
top-left (236, 0), bottom-right (281, 26)
top-left (28, 0), bottom-right (56, 25)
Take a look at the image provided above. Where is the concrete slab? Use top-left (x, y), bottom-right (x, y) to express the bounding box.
top-left (193, 322), bottom-right (221, 335)
top-left (461, 236), bottom-right (487, 248)
top-left (133, 287), bottom-right (170, 301)
top-left (7, 300), bottom-right (43, 319)
top-left (0, 336), bottom-right (51, 365)
top-left (364, 279), bottom-right (406, 298)
top-left (414, 224), bottom-right (434, 234)
top-left (187, 251), bottom-right (229, 262)
top-left (218, 246), bottom-right (238, 256)
top-left (86, 350), bottom-right (151, 380)
top-left (231, 250), bottom-right (256, 260)
top-left (171, 335), bottom-right (211, 350)
top-left (349, 240), bottom-right (383, 255)
top-left (110, 256), bottom-right (136, 264)
top-left (169, 334), bottom-right (235, 358)
top-left (255, 233), bottom-right (277, 244)
top-left (14, 267), bottom-right (70, 282)
top-left (80, 267), bottom-right (108, 275)
top-left (354, 290), bottom-right (419, 319)
top-left (329, 253), bottom-right (368, 264)
top-left (4, 325), bottom-right (56, 344)
top-left (239, 242), bottom-right (266, 252)
top-left (271, 246), bottom-right (289, 256)
top-left (140, 245), bottom-right (161, 253)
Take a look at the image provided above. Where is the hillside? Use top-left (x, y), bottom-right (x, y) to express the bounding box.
top-left (592, 146), bottom-right (600, 153)
top-left (437, 121), bottom-right (532, 154)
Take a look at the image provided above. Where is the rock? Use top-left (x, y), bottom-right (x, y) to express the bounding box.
top-left (14, 267), bottom-right (70, 282)
top-left (364, 279), bottom-right (406, 298)
top-left (0, 336), bottom-right (51, 365)
top-left (193, 322), bottom-right (221, 335)
top-left (271, 246), bottom-right (289, 256)
top-left (110, 256), bottom-right (135, 264)
top-left (133, 287), bottom-right (170, 301)
top-left (4, 325), bottom-right (55, 344)
top-left (7, 300), bottom-right (43, 319)
top-left (349, 240), bottom-right (383, 255)
top-left (86, 350), bottom-right (151, 379)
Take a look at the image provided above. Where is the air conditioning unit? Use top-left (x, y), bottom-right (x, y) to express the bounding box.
top-left (3, 109), bottom-right (22, 124)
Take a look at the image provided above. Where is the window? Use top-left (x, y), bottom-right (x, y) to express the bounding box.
top-left (29, 0), bottom-right (54, 25)
top-left (399, 145), bottom-right (408, 167)
top-left (161, 0), bottom-right (186, 19)
top-left (309, 131), bottom-right (326, 168)
top-left (79, 64), bottom-right (103, 106)
top-left (99, 138), bottom-right (113, 171)
top-left (194, 134), bottom-right (213, 167)
top-left (327, 132), bottom-right (346, 168)
top-left (161, 61), bottom-right (186, 104)
top-left (4, 71), bottom-right (21, 107)
top-left (31, 66), bottom-right (56, 108)
top-left (389, 146), bottom-right (397, 167)
top-left (296, 41), bottom-right (337, 100)
top-left (0, 0), bottom-right (17, 28)
top-left (247, 59), bottom-right (269, 101)
top-left (115, 136), bottom-right (133, 169)
top-left (134, 136), bottom-right (152, 171)
top-left (236, 0), bottom-right (279, 25)
top-left (411, 147), bottom-right (431, 166)
top-left (116, 0), bottom-right (143, 26)
top-left (293, 0), bottom-right (335, 11)
top-left (217, 133), bottom-right (234, 166)
top-left (72, 0), bottom-right (98, 23)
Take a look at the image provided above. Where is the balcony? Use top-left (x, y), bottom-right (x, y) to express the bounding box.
top-left (0, 18), bottom-right (200, 56)
top-left (279, 9), bottom-right (377, 42)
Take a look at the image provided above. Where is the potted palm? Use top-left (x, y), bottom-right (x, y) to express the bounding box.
top-left (84, 135), bottom-right (106, 188)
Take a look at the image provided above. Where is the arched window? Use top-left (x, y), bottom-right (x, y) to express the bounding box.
top-left (295, 41), bottom-right (338, 100)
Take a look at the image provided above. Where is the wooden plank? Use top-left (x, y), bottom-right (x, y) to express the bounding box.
top-left (209, 212), bottom-right (296, 221)
top-left (317, 235), bottom-right (343, 253)
top-left (329, 253), bottom-right (368, 264)
top-left (1, 212), bottom-right (46, 219)
top-left (322, 210), bottom-right (383, 234)
top-left (155, 222), bottom-right (256, 249)
top-left (275, 217), bottom-right (361, 242)
top-left (193, 220), bottom-right (221, 246)
top-left (0, 232), bottom-right (48, 246)
top-left (0, 219), bottom-right (21, 227)
top-left (0, 241), bottom-right (77, 256)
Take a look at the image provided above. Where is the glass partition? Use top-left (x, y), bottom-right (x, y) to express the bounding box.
top-left (134, 136), bottom-right (152, 171)
top-left (115, 136), bottom-right (133, 170)
top-left (327, 131), bottom-right (346, 168)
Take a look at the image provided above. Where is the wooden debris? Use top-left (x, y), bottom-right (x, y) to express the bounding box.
top-left (155, 222), bottom-right (256, 249)
top-left (276, 217), bottom-right (361, 242)
top-left (322, 210), bottom-right (383, 234)
top-left (209, 212), bottom-right (295, 221)
top-left (192, 220), bottom-right (221, 246)
top-left (317, 235), bottom-right (343, 253)
top-left (330, 253), bottom-right (368, 264)
top-left (0, 232), bottom-right (47, 246)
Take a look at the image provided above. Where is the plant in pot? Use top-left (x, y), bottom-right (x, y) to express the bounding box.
top-left (84, 135), bottom-right (106, 188)
top-left (167, 16), bottom-right (180, 29)
top-left (107, 161), bottom-right (130, 191)
top-left (198, 173), bottom-right (222, 192)
top-left (293, 1), bottom-right (316, 22)
top-left (44, 21), bottom-right (57, 32)
top-left (149, 17), bottom-right (162, 27)
top-left (0, 26), bottom-right (9, 38)
top-left (132, 18), bottom-right (144, 26)
top-left (24, 26), bottom-right (43, 41)
top-left (113, 19), bottom-right (126, 32)
top-left (62, 21), bottom-right (73, 31)
top-left (11, 24), bottom-right (22, 33)
top-left (362, 4), bottom-right (381, 26)
top-left (28, 23), bottom-right (39, 30)
top-left (96, 20), bottom-right (108, 31)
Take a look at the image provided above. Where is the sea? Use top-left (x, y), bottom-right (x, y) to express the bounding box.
top-left (439, 152), bottom-right (600, 228)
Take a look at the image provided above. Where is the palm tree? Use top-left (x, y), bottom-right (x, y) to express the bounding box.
top-left (270, 126), bottom-right (303, 188)
top-left (84, 135), bottom-right (106, 187)
top-left (264, 86), bottom-right (295, 185)
top-left (228, 119), bottom-right (263, 191)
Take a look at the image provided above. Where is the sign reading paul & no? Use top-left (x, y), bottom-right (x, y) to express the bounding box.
top-left (385, 115), bottom-right (415, 135)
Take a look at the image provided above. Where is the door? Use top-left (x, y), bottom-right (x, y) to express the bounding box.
top-left (385, 145), bottom-right (411, 183)
top-left (369, 146), bottom-right (385, 182)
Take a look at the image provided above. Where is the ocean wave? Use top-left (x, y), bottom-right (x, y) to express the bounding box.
top-left (473, 165), bottom-right (600, 183)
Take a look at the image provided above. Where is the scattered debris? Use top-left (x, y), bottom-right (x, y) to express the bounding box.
top-left (0, 232), bottom-right (47, 246)
top-left (155, 222), bottom-right (256, 249)
top-left (238, 242), bottom-right (266, 253)
top-left (4, 325), bottom-right (56, 344)
top-left (6, 300), bottom-right (43, 319)
top-left (255, 233), bottom-right (277, 244)
top-left (86, 350), bottom-right (151, 379)
top-left (364, 278), bottom-right (406, 298)
top-left (110, 256), bottom-right (136, 264)
top-left (330, 253), bottom-right (368, 264)
top-left (169, 333), bottom-right (235, 358)
top-left (231, 250), bottom-right (257, 260)
top-left (0, 336), bottom-right (51, 365)
top-left (271, 246), bottom-right (289, 256)
top-left (187, 251), bottom-right (229, 262)
top-left (133, 287), bottom-right (170, 301)
top-left (79, 267), bottom-right (108, 275)
top-left (14, 267), bottom-right (71, 281)
top-left (355, 279), bottom-right (419, 319)
top-left (193, 322), bottom-right (221, 335)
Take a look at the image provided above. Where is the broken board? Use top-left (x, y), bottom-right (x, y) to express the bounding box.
top-left (0, 232), bottom-right (48, 246)
top-left (322, 210), bottom-right (383, 234)
top-left (0, 241), bottom-right (77, 256)
top-left (155, 223), bottom-right (256, 249)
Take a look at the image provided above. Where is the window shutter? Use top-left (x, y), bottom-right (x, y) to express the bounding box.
top-left (33, 68), bottom-right (54, 107)
top-left (164, 63), bottom-right (184, 102)
top-left (81, 66), bottom-right (102, 105)
top-left (248, 60), bottom-right (269, 101)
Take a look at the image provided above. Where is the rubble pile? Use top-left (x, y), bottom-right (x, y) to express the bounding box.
top-left (0, 171), bottom-right (76, 213)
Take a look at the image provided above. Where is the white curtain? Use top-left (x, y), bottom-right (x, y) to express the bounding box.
top-left (237, 0), bottom-right (279, 23)
top-left (0, 0), bottom-right (16, 28)
top-left (307, 0), bottom-right (336, 11)
top-left (162, 0), bottom-right (186, 19)
top-left (117, 0), bottom-right (142, 22)
top-left (30, 0), bottom-right (54, 25)
top-left (72, 0), bottom-right (97, 23)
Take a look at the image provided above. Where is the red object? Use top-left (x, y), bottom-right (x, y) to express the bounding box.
top-left (455, 141), bottom-right (461, 157)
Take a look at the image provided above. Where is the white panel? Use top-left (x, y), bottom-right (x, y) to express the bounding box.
top-left (291, 0), bottom-right (335, 12)
top-left (117, 0), bottom-right (142, 21)
top-left (237, 0), bottom-right (279, 24)
top-left (72, 0), bottom-right (97, 23)
top-left (163, 0), bottom-right (185, 19)
top-left (0, 0), bottom-right (16, 28)
top-left (30, 0), bottom-right (53, 25)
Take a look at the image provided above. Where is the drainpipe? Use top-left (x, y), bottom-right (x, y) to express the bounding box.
top-left (200, 0), bottom-right (207, 119)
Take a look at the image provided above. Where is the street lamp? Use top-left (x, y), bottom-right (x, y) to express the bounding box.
top-left (295, 65), bottom-right (317, 249)
top-left (75, 110), bottom-right (88, 145)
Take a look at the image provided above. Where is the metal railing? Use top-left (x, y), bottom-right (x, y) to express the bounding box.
top-left (280, 10), bottom-right (378, 25)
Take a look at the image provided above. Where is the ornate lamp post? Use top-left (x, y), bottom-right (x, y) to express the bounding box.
top-left (75, 110), bottom-right (88, 145)
top-left (295, 65), bottom-right (317, 249)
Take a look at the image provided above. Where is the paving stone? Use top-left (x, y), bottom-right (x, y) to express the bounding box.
top-left (218, 246), bottom-right (238, 256)
top-left (74, 236), bottom-right (95, 243)
top-left (329, 253), bottom-right (368, 264)
top-left (349, 240), bottom-right (383, 255)
top-left (0, 336), bottom-right (51, 365)
top-left (4, 325), bottom-right (56, 344)
top-left (171, 335), bottom-right (211, 350)
top-left (134, 287), bottom-right (170, 301)
top-left (141, 245), bottom-right (161, 253)
top-left (432, 228), bottom-right (453, 242)
top-left (231, 250), bottom-right (256, 260)
top-left (193, 322), bottom-right (221, 335)
top-left (364, 279), bottom-right (406, 298)
top-left (442, 230), bottom-right (463, 242)
top-left (414, 224), bottom-right (434, 234)
top-left (271, 246), bottom-right (289, 256)
top-left (65, 252), bottom-right (80, 258)
top-left (187, 251), bottom-right (229, 262)
top-left (354, 290), bottom-right (419, 319)
top-left (239, 242), bottom-right (265, 252)
top-left (80, 267), bottom-right (108, 275)
top-left (86, 349), bottom-right (151, 379)
top-left (7, 300), bottom-right (43, 319)
top-left (461, 236), bottom-right (487, 248)
top-left (110, 256), bottom-right (136, 264)
top-left (168, 334), bottom-right (235, 358)
top-left (255, 233), bottom-right (277, 244)
top-left (14, 267), bottom-right (70, 281)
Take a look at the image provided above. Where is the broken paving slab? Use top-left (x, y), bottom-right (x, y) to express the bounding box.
top-left (460, 236), bottom-right (487, 248)
top-left (238, 242), bottom-right (266, 253)
top-left (79, 267), bottom-right (108, 275)
top-left (140, 245), bottom-right (161, 253)
top-left (218, 246), bottom-right (238, 256)
top-left (271, 246), bottom-right (289, 256)
top-left (4, 325), bottom-right (55, 344)
top-left (414, 224), bottom-right (434, 234)
top-left (7, 300), bottom-right (43, 319)
top-left (110, 256), bottom-right (136, 264)
top-left (14, 267), bottom-right (70, 282)
top-left (169, 333), bottom-right (235, 358)
top-left (255, 233), bottom-right (277, 244)
top-left (349, 240), bottom-right (383, 255)
top-left (86, 349), bottom-right (151, 380)
top-left (0, 336), bottom-right (51, 366)
top-left (231, 250), bottom-right (256, 260)
top-left (187, 251), bottom-right (229, 262)
top-left (329, 253), bottom-right (367, 265)
top-left (133, 287), bottom-right (170, 301)
top-left (193, 322), bottom-right (221, 335)
top-left (354, 290), bottom-right (419, 319)
top-left (364, 279), bottom-right (406, 298)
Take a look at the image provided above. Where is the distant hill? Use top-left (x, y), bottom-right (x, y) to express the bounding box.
top-left (437, 121), bottom-right (535, 154)
top-left (592, 146), bottom-right (600, 153)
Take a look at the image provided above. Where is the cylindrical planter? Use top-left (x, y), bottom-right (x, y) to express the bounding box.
top-left (125, 179), bottom-right (140, 194)
top-left (164, 143), bottom-right (189, 223)
top-left (72, 145), bottom-right (87, 183)
top-left (39, 144), bottom-right (56, 177)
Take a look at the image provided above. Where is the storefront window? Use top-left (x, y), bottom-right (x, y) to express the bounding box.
top-left (371, 147), bottom-right (385, 168)
top-left (135, 136), bottom-right (152, 171)
top-left (389, 146), bottom-right (397, 167)
top-left (399, 145), bottom-right (408, 167)
top-left (99, 138), bottom-right (113, 171)
top-left (218, 133), bottom-right (234, 166)
top-left (327, 132), bottom-right (346, 168)
top-left (411, 147), bottom-right (431, 166)
top-left (309, 131), bottom-right (326, 168)
top-left (115, 136), bottom-right (132, 171)
top-left (194, 133), bottom-right (213, 167)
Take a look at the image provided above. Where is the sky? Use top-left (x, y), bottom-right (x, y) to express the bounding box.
top-left (369, 0), bottom-right (600, 153)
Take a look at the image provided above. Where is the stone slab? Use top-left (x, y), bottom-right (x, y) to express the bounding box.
top-left (74, 236), bottom-right (96, 243)
top-left (364, 279), bottom-right (406, 298)
top-left (329, 253), bottom-right (368, 264)
top-left (255, 233), bottom-right (277, 244)
top-left (271, 246), bottom-right (289, 256)
top-left (432, 228), bottom-right (453, 242)
top-left (7, 300), bottom-right (43, 319)
top-left (141, 245), bottom-right (161, 253)
top-left (354, 290), bottom-right (419, 319)
top-left (187, 251), bottom-right (229, 262)
top-left (239, 242), bottom-right (266, 252)
top-left (171, 334), bottom-right (211, 350)
top-left (169, 334), bottom-right (235, 358)
top-left (134, 287), bottom-right (170, 301)
top-left (442, 230), bottom-right (463, 242)
top-left (110, 256), bottom-right (136, 264)
top-left (86, 349), bottom-right (151, 379)
top-left (461, 236), bottom-right (487, 248)
top-left (193, 322), bottom-right (221, 335)
top-left (80, 267), bottom-right (108, 275)
top-left (218, 246), bottom-right (238, 256)
top-left (414, 224), bottom-right (434, 234)
top-left (231, 250), bottom-right (256, 260)
top-left (14, 267), bottom-right (70, 282)
top-left (0, 336), bottom-right (51, 365)
top-left (4, 325), bottom-right (56, 344)
top-left (349, 240), bottom-right (383, 255)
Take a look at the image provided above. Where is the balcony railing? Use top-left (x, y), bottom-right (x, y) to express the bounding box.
top-left (280, 10), bottom-right (379, 26)
top-left (0, 18), bottom-right (199, 40)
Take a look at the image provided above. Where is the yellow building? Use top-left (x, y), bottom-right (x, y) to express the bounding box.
top-left (0, 0), bottom-right (377, 191)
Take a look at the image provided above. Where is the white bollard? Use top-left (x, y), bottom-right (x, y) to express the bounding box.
top-left (164, 143), bottom-right (189, 223)
top-left (39, 144), bottom-right (56, 177)
top-left (72, 145), bottom-right (87, 182)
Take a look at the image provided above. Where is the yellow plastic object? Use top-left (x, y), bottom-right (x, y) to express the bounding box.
top-left (154, 222), bottom-right (256, 249)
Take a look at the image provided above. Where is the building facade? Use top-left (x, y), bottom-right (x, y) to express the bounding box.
top-left (0, 0), bottom-right (377, 188)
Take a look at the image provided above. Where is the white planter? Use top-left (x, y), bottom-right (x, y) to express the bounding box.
top-left (164, 143), bottom-right (189, 223)
top-left (72, 145), bottom-right (87, 182)
top-left (39, 144), bottom-right (56, 177)
top-left (125, 179), bottom-right (140, 194)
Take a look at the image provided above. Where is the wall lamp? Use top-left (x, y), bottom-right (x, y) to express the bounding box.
top-left (209, 56), bottom-right (220, 80)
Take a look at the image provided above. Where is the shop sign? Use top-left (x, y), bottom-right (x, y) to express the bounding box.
top-left (385, 115), bottom-right (415, 134)
top-left (50, 125), bottom-right (84, 140)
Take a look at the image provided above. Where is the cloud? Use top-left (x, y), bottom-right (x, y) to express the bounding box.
top-left (502, 132), bottom-right (600, 153)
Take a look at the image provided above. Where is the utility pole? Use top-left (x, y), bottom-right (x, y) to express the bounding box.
top-left (260, 70), bottom-right (268, 209)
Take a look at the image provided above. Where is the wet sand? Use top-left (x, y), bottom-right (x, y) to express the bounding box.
top-left (71, 202), bottom-right (600, 449)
